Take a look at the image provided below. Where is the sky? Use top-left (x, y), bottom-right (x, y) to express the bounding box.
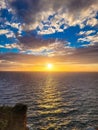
top-left (0, 0), bottom-right (98, 71)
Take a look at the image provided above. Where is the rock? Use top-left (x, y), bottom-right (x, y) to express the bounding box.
top-left (0, 103), bottom-right (28, 130)
top-left (86, 127), bottom-right (96, 130)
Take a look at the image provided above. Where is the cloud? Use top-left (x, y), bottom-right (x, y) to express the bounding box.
top-left (6, 43), bottom-right (21, 49)
top-left (0, 37), bottom-right (98, 70)
top-left (87, 18), bottom-right (98, 27)
top-left (73, 45), bottom-right (98, 63)
top-left (0, 45), bottom-right (4, 48)
top-left (56, 45), bottom-right (98, 64)
top-left (37, 13), bottom-right (68, 35)
top-left (18, 34), bottom-right (56, 49)
top-left (0, 6), bottom-right (23, 39)
top-left (0, 44), bottom-right (98, 67)
top-left (0, 29), bottom-right (9, 35)
top-left (15, 34), bottom-right (71, 56)
top-left (25, 40), bottom-right (72, 56)
top-left (17, 32), bottom-right (69, 48)
top-left (0, 0), bottom-right (98, 69)
top-left (7, 0), bottom-right (98, 32)
top-left (0, 43), bottom-right (22, 50)
top-left (78, 32), bottom-right (98, 46)
top-left (78, 30), bottom-right (96, 36)
top-left (0, 53), bottom-right (53, 65)
top-left (0, 29), bottom-right (17, 39)
top-left (8, 0), bottom-right (41, 24)
top-left (0, 0), bottom-right (6, 9)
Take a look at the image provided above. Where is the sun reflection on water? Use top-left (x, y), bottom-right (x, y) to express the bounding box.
top-left (37, 74), bottom-right (71, 129)
top-left (39, 75), bottom-right (61, 109)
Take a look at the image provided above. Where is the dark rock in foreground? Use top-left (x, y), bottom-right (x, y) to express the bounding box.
top-left (0, 103), bottom-right (28, 130)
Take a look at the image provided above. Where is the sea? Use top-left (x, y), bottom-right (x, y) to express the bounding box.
top-left (0, 72), bottom-right (98, 130)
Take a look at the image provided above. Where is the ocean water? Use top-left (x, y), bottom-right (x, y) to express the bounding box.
top-left (0, 72), bottom-right (98, 130)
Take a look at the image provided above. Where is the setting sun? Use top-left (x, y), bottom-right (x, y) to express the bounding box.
top-left (47, 63), bottom-right (53, 69)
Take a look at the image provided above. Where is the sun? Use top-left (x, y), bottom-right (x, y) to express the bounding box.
top-left (47, 63), bottom-right (53, 69)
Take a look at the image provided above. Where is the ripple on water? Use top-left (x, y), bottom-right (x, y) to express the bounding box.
top-left (0, 72), bottom-right (98, 129)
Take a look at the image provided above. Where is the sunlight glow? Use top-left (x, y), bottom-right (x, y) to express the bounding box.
top-left (47, 63), bottom-right (53, 69)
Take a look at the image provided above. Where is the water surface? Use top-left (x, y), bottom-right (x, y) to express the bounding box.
top-left (0, 72), bottom-right (98, 129)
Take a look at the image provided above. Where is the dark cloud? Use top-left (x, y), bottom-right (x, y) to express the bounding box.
top-left (8, 0), bottom-right (98, 25)
top-left (18, 34), bottom-right (56, 49)
top-left (51, 0), bottom-right (98, 13)
top-left (71, 45), bottom-right (98, 64)
top-left (65, 0), bottom-right (96, 12)
top-left (8, 0), bottom-right (40, 23)
top-left (18, 36), bottom-right (52, 49)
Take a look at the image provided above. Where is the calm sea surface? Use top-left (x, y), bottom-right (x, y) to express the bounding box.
top-left (0, 72), bottom-right (98, 130)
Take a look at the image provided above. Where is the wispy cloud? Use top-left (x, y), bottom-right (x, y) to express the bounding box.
top-left (78, 32), bottom-right (98, 46)
top-left (0, 43), bottom-right (22, 50)
top-left (0, 29), bottom-right (9, 35)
